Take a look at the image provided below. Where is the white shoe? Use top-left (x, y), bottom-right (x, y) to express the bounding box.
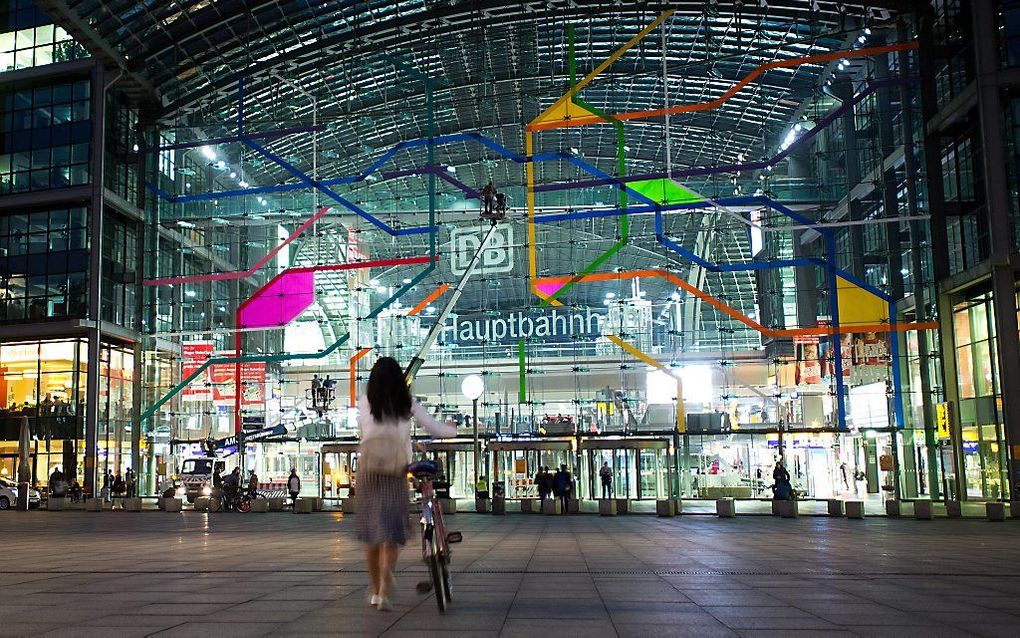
top-left (370, 594), bottom-right (381, 606)
top-left (376, 596), bottom-right (392, 612)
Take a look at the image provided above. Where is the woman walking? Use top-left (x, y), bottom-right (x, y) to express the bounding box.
top-left (356, 357), bottom-right (457, 611)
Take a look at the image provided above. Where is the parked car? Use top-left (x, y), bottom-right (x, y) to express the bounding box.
top-left (0, 477), bottom-right (41, 509)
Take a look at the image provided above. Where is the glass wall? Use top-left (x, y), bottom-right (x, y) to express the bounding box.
top-left (0, 78), bottom-right (91, 194)
top-left (97, 341), bottom-right (135, 482)
top-left (0, 205), bottom-right (89, 322)
top-left (0, 338), bottom-right (86, 485)
top-left (0, 0), bottom-right (88, 72)
top-left (101, 214), bottom-right (140, 330)
top-left (952, 292), bottom-right (1008, 499)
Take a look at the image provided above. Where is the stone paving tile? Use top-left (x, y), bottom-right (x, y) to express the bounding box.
top-left (3, 512), bottom-right (1019, 637)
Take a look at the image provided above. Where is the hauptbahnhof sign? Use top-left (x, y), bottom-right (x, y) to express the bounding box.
top-left (437, 308), bottom-right (606, 344)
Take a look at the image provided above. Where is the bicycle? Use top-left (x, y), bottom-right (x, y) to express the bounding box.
top-left (408, 460), bottom-right (462, 613)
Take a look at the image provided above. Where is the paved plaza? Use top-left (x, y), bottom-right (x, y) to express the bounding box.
top-left (2, 511), bottom-right (1020, 637)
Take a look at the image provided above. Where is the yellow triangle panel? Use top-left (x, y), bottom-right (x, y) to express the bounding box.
top-left (836, 276), bottom-right (889, 326)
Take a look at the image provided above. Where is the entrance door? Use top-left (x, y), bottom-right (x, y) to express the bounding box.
top-left (321, 451), bottom-right (356, 500)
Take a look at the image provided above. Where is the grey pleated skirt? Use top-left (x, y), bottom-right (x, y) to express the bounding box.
top-left (354, 471), bottom-right (412, 546)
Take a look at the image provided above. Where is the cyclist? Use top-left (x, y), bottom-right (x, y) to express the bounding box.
top-left (355, 357), bottom-right (456, 612)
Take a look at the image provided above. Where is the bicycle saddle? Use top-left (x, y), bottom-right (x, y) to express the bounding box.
top-left (407, 459), bottom-right (440, 477)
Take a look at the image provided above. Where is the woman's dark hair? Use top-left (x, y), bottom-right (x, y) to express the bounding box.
top-left (366, 356), bottom-right (412, 422)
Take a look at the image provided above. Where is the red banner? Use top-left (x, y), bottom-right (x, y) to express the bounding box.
top-left (211, 360), bottom-right (266, 408)
top-left (182, 341), bottom-right (214, 401)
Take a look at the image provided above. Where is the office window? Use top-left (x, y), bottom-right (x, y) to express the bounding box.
top-left (0, 205), bottom-right (88, 321)
top-left (0, 79), bottom-right (91, 194)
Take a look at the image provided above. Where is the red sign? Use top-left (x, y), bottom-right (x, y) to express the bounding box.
top-left (182, 341), bottom-right (214, 401)
top-left (211, 360), bottom-right (267, 408)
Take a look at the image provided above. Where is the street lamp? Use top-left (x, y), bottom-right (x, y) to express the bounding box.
top-left (462, 375), bottom-right (484, 491)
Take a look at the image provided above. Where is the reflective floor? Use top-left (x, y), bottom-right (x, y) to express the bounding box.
top-left (1, 511), bottom-right (1019, 636)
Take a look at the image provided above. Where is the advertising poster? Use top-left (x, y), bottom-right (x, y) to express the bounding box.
top-left (211, 360), bottom-right (267, 408)
top-left (181, 341), bottom-right (214, 401)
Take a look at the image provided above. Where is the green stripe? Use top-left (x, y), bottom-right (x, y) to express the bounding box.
top-left (517, 339), bottom-right (526, 403)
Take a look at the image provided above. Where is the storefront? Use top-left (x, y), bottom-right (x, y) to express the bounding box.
top-left (489, 439), bottom-right (573, 499)
top-left (0, 338), bottom-right (86, 485)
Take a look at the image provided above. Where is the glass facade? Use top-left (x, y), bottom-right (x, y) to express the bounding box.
top-left (0, 205), bottom-right (89, 321)
top-left (0, 79), bottom-right (91, 194)
top-left (0, 0), bottom-right (87, 72)
top-left (0, 338), bottom-right (87, 484)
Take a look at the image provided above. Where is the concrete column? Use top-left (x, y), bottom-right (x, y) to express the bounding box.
top-left (973, 1), bottom-right (1020, 503)
top-left (84, 60), bottom-right (106, 496)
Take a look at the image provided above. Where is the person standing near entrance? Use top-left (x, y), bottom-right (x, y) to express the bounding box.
top-left (535, 467), bottom-right (552, 504)
top-left (288, 468), bottom-right (301, 507)
top-left (599, 462), bottom-right (613, 499)
top-left (553, 464), bottom-right (572, 514)
top-left (355, 357), bottom-right (456, 612)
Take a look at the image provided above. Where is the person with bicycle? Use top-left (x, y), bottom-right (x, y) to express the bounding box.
top-left (355, 357), bottom-right (457, 612)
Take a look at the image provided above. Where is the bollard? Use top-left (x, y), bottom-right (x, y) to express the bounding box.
top-left (945, 500), bottom-right (962, 518)
top-left (475, 497), bottom-right (491, 513)
top-left (251, 497), bottom-right (269, 513)
top-left (567, 498), bottom-right (580, 514)
top-left (716, 498), bottom-right (736, 518)
top-left (986, 501), bottom-right (1008, 522)
top-left (492, 497), bottom-right (506, 515)
top-left (46, 497), bottom-right (65, 511)
top-left (771, 500), bottom-right (781, 516)
top-left (656, 499), bottom-right (677, 517)
top-left (542, 499), bottom-right (557, 515)
top-left (777, 500), bottom-right (798, 518)
top-left (193, 497), bottom-right (210, 512)
top-left (122, 498), bottom-right (142, 512)
top-left (164, 498), bottom-right (183, 512)
top-left (294, 498), bottom-right (314, 513)
top-left (268, 497), bottom-right (285, 512)
top-left (845, 500), bottom-right (865, 519)
top-left (599, 499), bottom-right (617, 516)
top-left (520, 499), bottom-right (534, 513)
top-left (207, 497), bottom-right (223, 512)
top-left (615, 498), bottom-right (630, 515)
top-left (913, 499), bottom-right (933, 520)
top-left (885, 500), bottom-right (900, 517)
top-left (85, 498), bottom-right (103, 512)
top-left (827, 499), bottom-right (845, 517)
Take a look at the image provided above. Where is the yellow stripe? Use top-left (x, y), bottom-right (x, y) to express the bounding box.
top-left (607, 334), bottom-right (685, 433)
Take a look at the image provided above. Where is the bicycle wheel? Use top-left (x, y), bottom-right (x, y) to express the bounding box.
top-left (429, 552), bottom-right (446, 613)
top-left (440, 551), bottom-right (452, 603)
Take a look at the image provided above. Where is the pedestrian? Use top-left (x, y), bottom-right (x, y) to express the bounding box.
top-left (112, 474), bottom-right (126, 507)
top-left (125, 468), bottom-right (136, 498)
top-left (552, 464), bottom-right (572, 514)
top-left (288, 468), bottom-right (300, 507)
top-left (355, 356), bottom-right (456, 612)
top-left (772, 460), bottom-right (793, 501)
top-left (839, 462), bottom-right (850, 490)
top-left (598, 461), bottom-right (613, 499)
top-left (48, 466), bottom-right (64, 496)
top-left (101, 471), bottom-right (111, 502)
top-left (535, 466), bottom-right (551, 504)
top-left (248, 469), bottom-right (259, 496)
top-left (311, 374), bottom-right (321, 407)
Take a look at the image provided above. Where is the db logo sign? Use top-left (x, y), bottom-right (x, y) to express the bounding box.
top-left (450, 225), bottom-right (514, 275)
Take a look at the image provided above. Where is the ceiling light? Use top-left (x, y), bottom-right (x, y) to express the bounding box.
top-left (200, 146), bottom-right (217, 161)
top-left (229, 172), bottom-right (237, 179)
top-left (238, 181), bottom-right (249, 188)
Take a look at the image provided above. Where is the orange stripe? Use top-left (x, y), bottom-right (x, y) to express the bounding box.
top-left (408, 283), bottom-right (450, 317)
top-left (349, 347), bottom-right (372, 407)
top-left (527, 41), bottom-right (919, 132)
top-left (534, 269), bottom-right (939, 338)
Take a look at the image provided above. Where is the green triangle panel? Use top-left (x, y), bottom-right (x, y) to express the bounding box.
top-left (629, 178), bottom-right (704, 205)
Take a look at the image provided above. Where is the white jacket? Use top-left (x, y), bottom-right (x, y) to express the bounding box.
top-left (357, 396), bottom-right (458, 463)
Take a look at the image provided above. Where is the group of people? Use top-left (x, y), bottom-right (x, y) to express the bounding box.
top-left (46, 467), bottom-right (82, 501)
top-left (310, 374), bottom-right (337, 412)
top-left (212, 466), bottom-right (263, 510)
top-left (771, 460), bottom-right (795, 501)
top-left (533, 465), bottom-right (575, 514)
top-left (100, 468), bottom-right (137, 501)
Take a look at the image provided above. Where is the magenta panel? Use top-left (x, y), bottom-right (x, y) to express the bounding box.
top-left (535, 281), bottom-right (565, 298)
top-left (239, 271), bottom-right (314, 329)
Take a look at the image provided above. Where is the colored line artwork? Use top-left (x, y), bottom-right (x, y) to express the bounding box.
top-left (238, 270), bottom-right (315, 329)
top-left (144, 206), bottom-right (330, 287)
top-left (349, 348), bottom-right (372, 408)
top-left (606, 334), bottom-right (685, 433)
